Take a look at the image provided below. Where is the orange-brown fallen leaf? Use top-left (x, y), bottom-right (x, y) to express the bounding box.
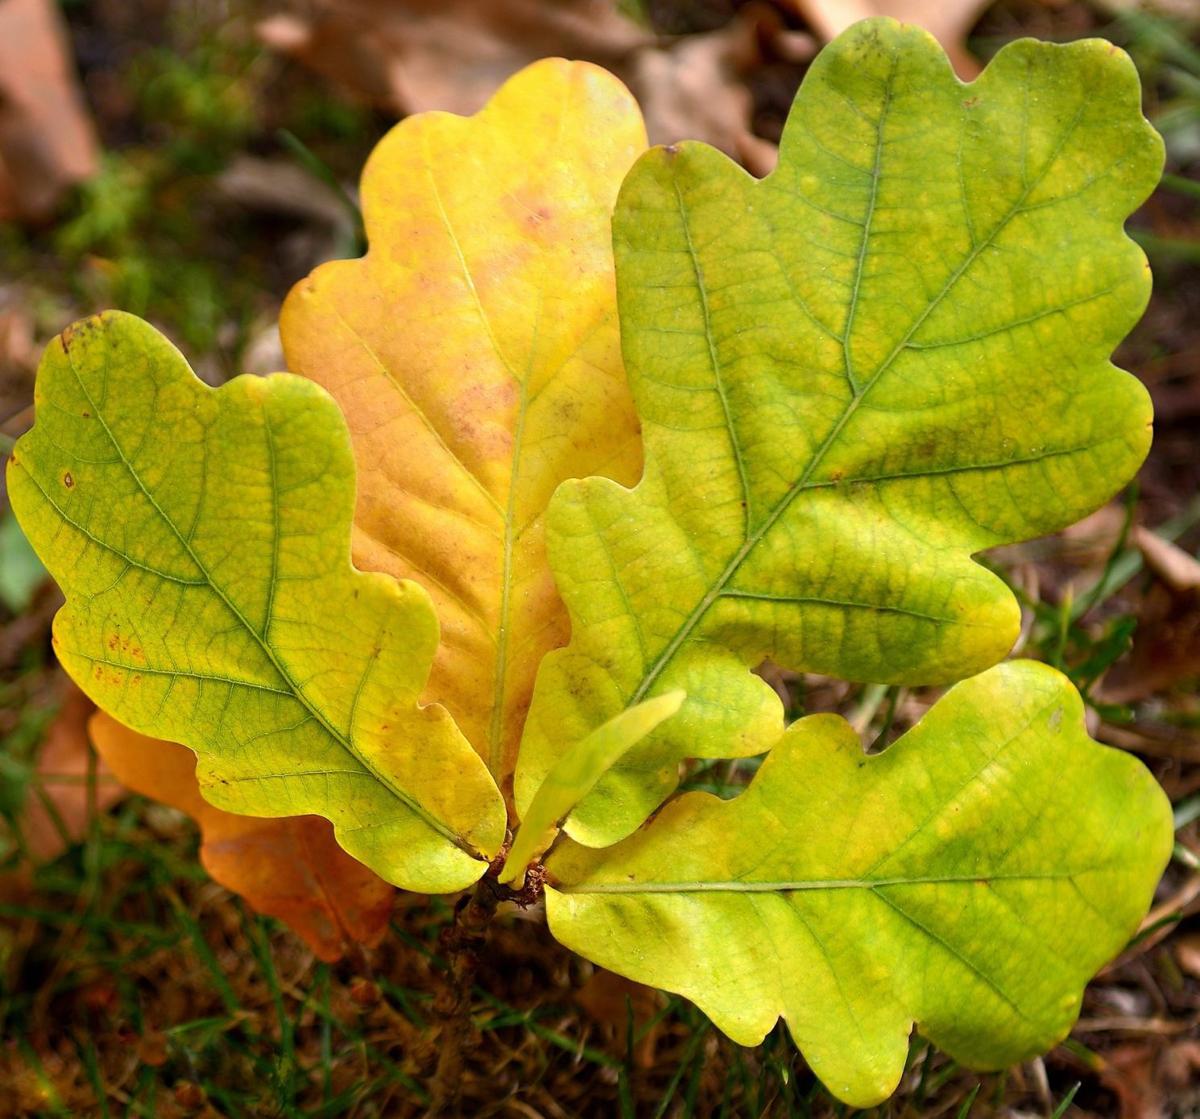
top-left (90, 712), bottom-right (394, 962)
top-left (19, 679), bottom-right (124, 862)
top-left (0, 0), bottom-right (99, 222)
top-left (1096, 1036), bottom-right (1200, 1119)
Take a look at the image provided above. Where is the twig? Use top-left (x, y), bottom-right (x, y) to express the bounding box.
top-left (423, 861), bottom-right (545, 1116)
top-left (424, 880), bottom-right (498, 1117)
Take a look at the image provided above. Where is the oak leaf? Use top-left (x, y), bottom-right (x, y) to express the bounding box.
top-left (516, 21), bottom-right (1162, 846)
top-left (547, 662), bottom-right (1173, 1107)
top-left (281, 59), bottom-right (646, 792)
top-left (7, 311), bottom-right (505, 892)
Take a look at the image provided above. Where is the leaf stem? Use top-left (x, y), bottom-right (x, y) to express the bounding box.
top-left (424, 880), bottom-right (500, 1116)
top-left (422, 866), bottom-right (543, 1114)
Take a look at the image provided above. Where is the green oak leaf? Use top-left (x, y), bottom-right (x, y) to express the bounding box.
top-left (7, 312), bottom-right (506, 893)
top-left (546, 660), bottom-right (1173, 1108)
top-left (516, 19), bottom-right (1162, 846)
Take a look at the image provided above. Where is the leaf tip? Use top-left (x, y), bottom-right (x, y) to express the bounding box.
top-left (657, 688), bottom-right (686, 716)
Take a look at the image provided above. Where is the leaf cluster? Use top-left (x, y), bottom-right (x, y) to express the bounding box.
top-left (8, 20), bottom-right (1175, 1106)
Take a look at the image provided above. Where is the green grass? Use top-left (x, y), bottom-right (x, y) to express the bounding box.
top-left (4, 797), bottom-right (1100, 1115)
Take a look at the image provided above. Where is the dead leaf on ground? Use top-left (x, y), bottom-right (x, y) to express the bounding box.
top-left (782, 0), bottom-right (991, 77)
top-left (217, 154), bottom-right (360, 278)
top-left (1058, 503), bottom-right (1133, 569)
top-left (630, 5), bottom-right (783, 174)
top-left (1092, 1039), bottom-right (1200, 1119)
top-left (257, 0), bottom-right (650, 116)
top-left (90, 711), bottom-right (395, 963)
top-left (0, 0), bottom-right (99, 223)
top-left (575, 968), bottom-right (666, 1068)
top-left (1100, 1042), bottom-right (1165, 1119)
top-left (1102, 530), bottom-right (1200, 703)
top-left (1102, 587), bottom-right (1200, 702)
top-left (1159, 1040), bottom-right (1200, 1115)
top-left (1175, 933), bottom-right (1200, 980)
top-left (0, 296), bottom-right (37, 417)
top-left (217, 155), bottom-right (353, 232)
top-left (1135, 526), bottom-right (1200, 594)
top-left (258, 0), bottom-right (783, 171)
top-left (14, 679), bottom-right (124, 863)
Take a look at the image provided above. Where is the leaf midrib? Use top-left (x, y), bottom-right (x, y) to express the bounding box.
top-left (420, 82), bottom-right (584, 785)
top-left (60, 338), bottom-right (479, 858)
top-left (627, 89), bottom-right (1088, 709)
top-left (422, 132), bottom-right (531, 784)
top-left (557, 871), bottom-right (1082, 894)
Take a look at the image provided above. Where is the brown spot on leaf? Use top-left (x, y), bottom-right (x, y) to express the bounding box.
top-left (62, 471), bottom-right (73, 489)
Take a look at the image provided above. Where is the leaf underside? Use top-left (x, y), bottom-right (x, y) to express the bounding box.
top-left (280, 59), bottom-right (647, 797)
top-left (8, 312), bottom-right (505, 893)
top-left (546, 661), bottom-right (1173, 1108)
top-left (516, 20), bottom-right (1162, 846)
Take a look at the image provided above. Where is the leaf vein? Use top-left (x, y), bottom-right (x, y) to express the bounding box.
top-left (59, 344), bottom-right (478, 857)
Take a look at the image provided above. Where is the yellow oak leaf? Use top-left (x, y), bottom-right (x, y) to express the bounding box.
top-left (280, 59), bottom-right (647, 798)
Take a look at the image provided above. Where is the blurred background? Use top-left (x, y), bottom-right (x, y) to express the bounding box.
top-left (0, 1), bottom-right (1198, 1116)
